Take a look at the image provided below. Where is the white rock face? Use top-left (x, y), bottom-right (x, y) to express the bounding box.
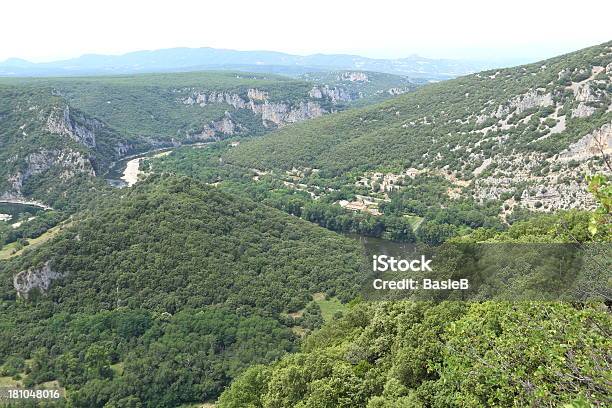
top-left (46, 105), bottom-right (99, 148)
top-left (247, 88), bottom-right (268, 101)
top-left (338, 72), bottom-right (369, 82)
top-left (213, 115), bottom-right (236, 134)
top-left (13, 261), bottom-right (62, 299)
top-left (181, 90), bottom-right (329, 132)
top-left (572, 83), bottom-right (597, 102)
top-left (7, 149), bottom-right (95, 194)
top-left (194, 113), bottom-right (240, 141)
top-left (572, 102), bottom-right (596, 118)
top-left (501, 90), bottom-right (553, 118)
top-left (0, 213), bottom-right (11, 222)
top-left (559, 123), bottom-right (612, 161)
top-left (475, 89), bottom-right (554, 125)
top-left (309, 86), bottom-right (352, 103)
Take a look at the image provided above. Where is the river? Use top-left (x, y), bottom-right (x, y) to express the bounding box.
top-left (344, 233), bottom-right (420, 261)
top-left (0, 201), bottom-right (48, 225)
top-left (105, 142), bottom-right (212, 188)
top-left (0, 199), bottom-right (51, 211)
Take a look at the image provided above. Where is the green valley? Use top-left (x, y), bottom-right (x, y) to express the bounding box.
top-left (0, 70), bottom-right (417, 204)
top-left (0, 31), bottom-right (610, 408)
top-left (0, 175), bottom-right (366, 406)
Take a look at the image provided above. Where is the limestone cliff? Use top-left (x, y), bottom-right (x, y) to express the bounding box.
top-left (13, 261), bottom-right (62, 299)
top-left (46, 105), bottom-right (100, 148)
top-left (6, 148), bottom-right (96, 195)
top-left (181, 87), bottom-right (332, 139)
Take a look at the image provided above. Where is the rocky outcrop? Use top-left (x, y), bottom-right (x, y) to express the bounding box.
top-left (247, 88), bottom-right (268, 101)
top-left (338, 72), bottom-right (369, 82)
top-left (182, 90), bottom-right (328, 132)
top-left (572, 82), bottom-right (597, 103)
top-left (476, 90), bottom-right (554, 125)
top-left (114, 141), bottom-right (134, 156)
top-left (501, 90), bottom-right (553, 118)
top-left (559, 123), bottom-right (612, 161)
top-left (46, 106), bottom-right (101, 148)
top-left (13, 261), bottom-right (62, 299)
top-left (572, 102), bottom-right (596, 118)
top-left (183, 91), bottom-right (249, 109)
top-left (263, 101), bottom-right (325, 125)
top-left (7, 149), bottom-right (95, 194)
top-left (309, 86), bottom-right (352, 103)
top-left (195, 113), bottom-right (239, 140)
top-left (213, 115), bottom-right (236, 134)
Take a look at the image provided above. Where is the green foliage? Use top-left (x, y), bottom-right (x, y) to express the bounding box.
top-left (224, 41), bottom-right (611, 176)
top-left (458, 210), bottom-right (610, 243)
top-left (586, 174), bottom-right (611, 237)
top-left (1, 69), bottom-right (419, 206)
top-left (219, 301), bottom-right (612, 408)
top-left (0, 175), bottom-right (367, 406)
top-left (0, 355), bottom-right (25, 377)
top-left (1, 43), bottom-right (611, 408)
top-left (1, 210), bottom-right (63, 246)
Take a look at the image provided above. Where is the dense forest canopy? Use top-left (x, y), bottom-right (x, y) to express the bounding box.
top-left (224, 41), bottom-right (612, 176)
top-left (218, 300), bottom-right (611, 408)
top-left (0, 41), bottom-right (610, 408)
top-left (0, 176), bottom-right (367, 406)
top-left (218, 206), bottom-right (612, 407)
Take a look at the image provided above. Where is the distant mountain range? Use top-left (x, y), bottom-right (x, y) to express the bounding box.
top-left (0, 47), bottom-right (504, 80)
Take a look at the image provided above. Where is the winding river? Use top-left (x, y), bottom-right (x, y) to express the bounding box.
top-left (105, 142), bottom-right (212, 188)
top-left (0, 201), bottom-right (49, 225)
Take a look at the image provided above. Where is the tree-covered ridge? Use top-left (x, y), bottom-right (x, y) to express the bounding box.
top-left (224, 41), bottom-right (612, 212)
top-left (149, 142), bottom-right (508, 244)
top-left (218, 301), bottom-right (611, 408)
top-left (0, 70), bottom-right (419, 202)
top-left (218, 205), bottom-right (612, 407)
top-left (1, 175), bottom-right (365, 313)
top-left (0, 72), bottom-right (307, 197)
top-left (0, 175), bottom-right (367, 406)
top-left (298, 70), bottom-right (420, 105)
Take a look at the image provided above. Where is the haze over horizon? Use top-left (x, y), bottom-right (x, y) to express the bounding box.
top-left (3, 0), bottom-right (611, 64)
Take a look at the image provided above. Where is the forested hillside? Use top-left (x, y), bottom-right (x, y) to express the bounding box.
top-left (218, 207), bottom-right (612, 408)
top-left (225, 41), bottom-right (612, 214)
top-left (219, 301), bottom-right (611, 408)
top-left (0, 41), bottom-right (610, 408)
top-left (0, 70), bottom-right (416, 202)
top-left (0, 176), bottom-right (366, 406)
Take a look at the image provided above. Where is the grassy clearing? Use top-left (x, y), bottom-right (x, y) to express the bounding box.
top-left (404, 214), bottom-right (424, 230)
top-left (0, 375), bottom-right (22, 387)
top-left (313, 293), bottom-right (347, 322)
top-left (110, 362), bottom-right (125, 376)
top-left (0, 222), bottom-right (71, 260)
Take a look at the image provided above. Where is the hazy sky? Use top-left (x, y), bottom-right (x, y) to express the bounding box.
top-left (3, 0), bottom-right (611, 62)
